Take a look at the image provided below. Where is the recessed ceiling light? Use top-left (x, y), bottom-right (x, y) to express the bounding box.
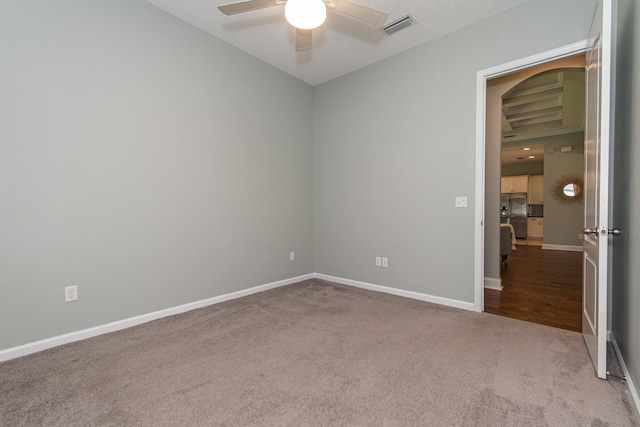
top-left (528, 155), bottom-right (535, 159)
top-left (523, 147), bottom-right (531, 151)
top-left (517, 157), bottom-right (524, 160)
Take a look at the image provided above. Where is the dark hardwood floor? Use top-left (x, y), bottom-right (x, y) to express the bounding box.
top-left (485, 243), bottom-right (583, 332)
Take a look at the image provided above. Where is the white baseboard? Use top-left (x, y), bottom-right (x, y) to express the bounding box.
top-left (609, 334), bottom-right (640, 417)
top-left (1, 272), bottom-right (479, 362)
top-left (541, 244), bottom-right (583, 252)
top-left (0, 273), bottom-right (314, 363)
top-left (314, 273), bottom-right (475, 312)
top-left (484, 277), bottom-right (503, 291)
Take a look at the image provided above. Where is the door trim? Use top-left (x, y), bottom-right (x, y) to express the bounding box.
top-left (474, 40), bottom-right (589, 312)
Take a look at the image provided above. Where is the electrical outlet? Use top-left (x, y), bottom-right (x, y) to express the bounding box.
top-left (375, 257), bottom-right (382, 267)
top-left (65, 286), bottom-right (78, 302)
top-left (578, 234), bottom-right (583, 240)
top-left (382, 257), bottom-right (389, 268)
top-left (290, 252), bottom-right (295, 261)
top-left (455, 197), bottom-right (468, 208)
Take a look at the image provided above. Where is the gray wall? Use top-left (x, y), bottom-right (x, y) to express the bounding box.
top-left (542, 133), bottom-right (585, 247)
top-left (314, 0), bottom-right (598, 302)
top-left (0, 1), bottom-right (314, 350)
top-left (612, 0), bottom-right (640, 406)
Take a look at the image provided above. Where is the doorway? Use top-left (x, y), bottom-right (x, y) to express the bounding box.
top-left (472, 41), bottom-right (590, 324)
top-left (483, 60), bottom-right (586, 331)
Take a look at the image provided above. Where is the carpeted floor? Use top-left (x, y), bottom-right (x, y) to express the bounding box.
top-left (1, 279), bottom-right (638, 426)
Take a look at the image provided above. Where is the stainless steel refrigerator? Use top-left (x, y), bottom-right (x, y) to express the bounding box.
top-left (500, 193), bottom-right (527, 239)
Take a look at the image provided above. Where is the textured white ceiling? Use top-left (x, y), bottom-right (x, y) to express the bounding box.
top-left (145, 0), bottom-right (531, 86)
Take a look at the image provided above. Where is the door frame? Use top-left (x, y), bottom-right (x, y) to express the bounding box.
top-left (474, 40), bottom-right (589, 312)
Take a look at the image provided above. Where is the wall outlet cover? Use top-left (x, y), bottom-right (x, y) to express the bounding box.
top-left (65, 285), bottom-right (78, 302)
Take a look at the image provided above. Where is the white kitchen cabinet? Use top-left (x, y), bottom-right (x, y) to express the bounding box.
top-left (528, 175), bottom-right (544, 204)
top-left (527, 217), bottom-right (544, 239)
top-left (501, 175), bottom-right (529, 193)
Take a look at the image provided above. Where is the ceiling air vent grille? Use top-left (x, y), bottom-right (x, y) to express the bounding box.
top-left (382, 14), bottom-right (415, 36)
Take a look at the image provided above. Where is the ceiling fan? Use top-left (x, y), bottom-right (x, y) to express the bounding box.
top-left (217, 0), bottom-right (389, 51)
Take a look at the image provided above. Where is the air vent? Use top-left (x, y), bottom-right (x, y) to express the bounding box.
top-left (382, 14), bottom-right (415, 36)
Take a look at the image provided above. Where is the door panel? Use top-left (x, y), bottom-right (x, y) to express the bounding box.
top-left (583, 253), bottom-right (597, 333)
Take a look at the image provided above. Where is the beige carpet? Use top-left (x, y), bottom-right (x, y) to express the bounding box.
top-left (1, 279), bottom-right (638, 426)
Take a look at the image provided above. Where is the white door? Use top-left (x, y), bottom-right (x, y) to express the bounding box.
top-left (582, 0), bottom-right (613, 380)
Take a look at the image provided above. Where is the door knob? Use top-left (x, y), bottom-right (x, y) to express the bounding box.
top-left (583, 227), bottom-right (622, 236)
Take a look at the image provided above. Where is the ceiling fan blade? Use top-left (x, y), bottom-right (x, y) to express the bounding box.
top-left (333, 0), bottom-right (388, 27)
top-left (218, 0), bottom-right (280, 16)
top-left (295, 29), bottom-right (312, 51)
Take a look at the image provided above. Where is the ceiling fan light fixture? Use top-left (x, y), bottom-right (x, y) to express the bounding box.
top-left (285, 0), bottom-right (326, 30)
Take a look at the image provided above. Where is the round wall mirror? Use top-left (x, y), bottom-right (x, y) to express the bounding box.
top-left (563, 183), bottom-right (581, 197)
top-left (552, 175), bottom-right (584, 204)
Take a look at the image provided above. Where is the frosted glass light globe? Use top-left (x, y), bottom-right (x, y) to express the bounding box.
top-left (285, 0), bottom-right (326, 30)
